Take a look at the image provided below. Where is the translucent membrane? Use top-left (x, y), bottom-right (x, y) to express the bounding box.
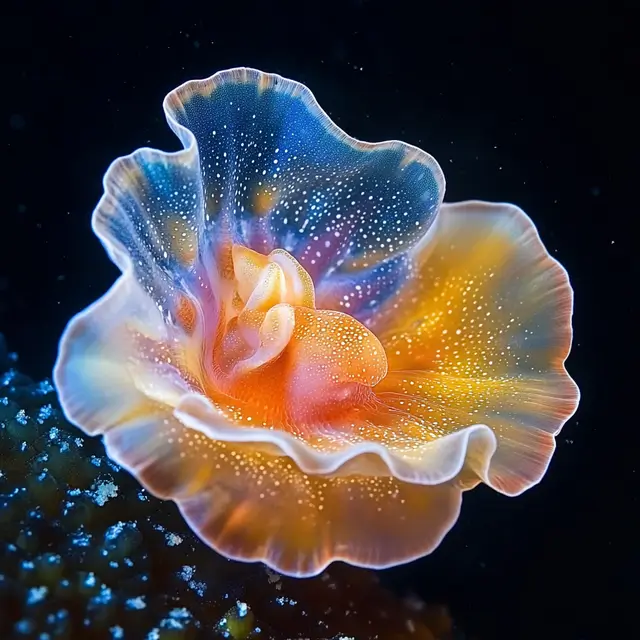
top-left (54, 68), bottom-right (578, 576)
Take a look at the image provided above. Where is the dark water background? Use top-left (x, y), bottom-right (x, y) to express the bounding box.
top-left (0, 0), bottom-right (634, 637)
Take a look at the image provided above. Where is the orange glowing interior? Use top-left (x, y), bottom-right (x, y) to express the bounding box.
top-left (185, 245), bottom-right (389, 428)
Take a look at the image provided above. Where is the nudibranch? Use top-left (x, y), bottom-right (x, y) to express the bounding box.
top-left (54, 68), bottom-right (579, 577)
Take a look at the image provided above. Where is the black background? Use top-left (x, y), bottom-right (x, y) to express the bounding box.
top-left (1, 1), bottom-right (635, 638)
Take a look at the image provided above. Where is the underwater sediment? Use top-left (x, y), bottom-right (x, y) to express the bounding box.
top-left (0, 333), bottom-right (462, 639)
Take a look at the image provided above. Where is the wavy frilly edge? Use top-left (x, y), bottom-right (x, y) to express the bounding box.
top-left (90, 67), bottom-right (446, 278)
top-left (380, 200), bottom-right (580, 497)
top-left (53, 67), bottom-right (579, 576)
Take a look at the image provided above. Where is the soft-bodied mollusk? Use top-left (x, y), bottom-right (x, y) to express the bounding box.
top-left (54, 68), bottom-right (579, 577)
